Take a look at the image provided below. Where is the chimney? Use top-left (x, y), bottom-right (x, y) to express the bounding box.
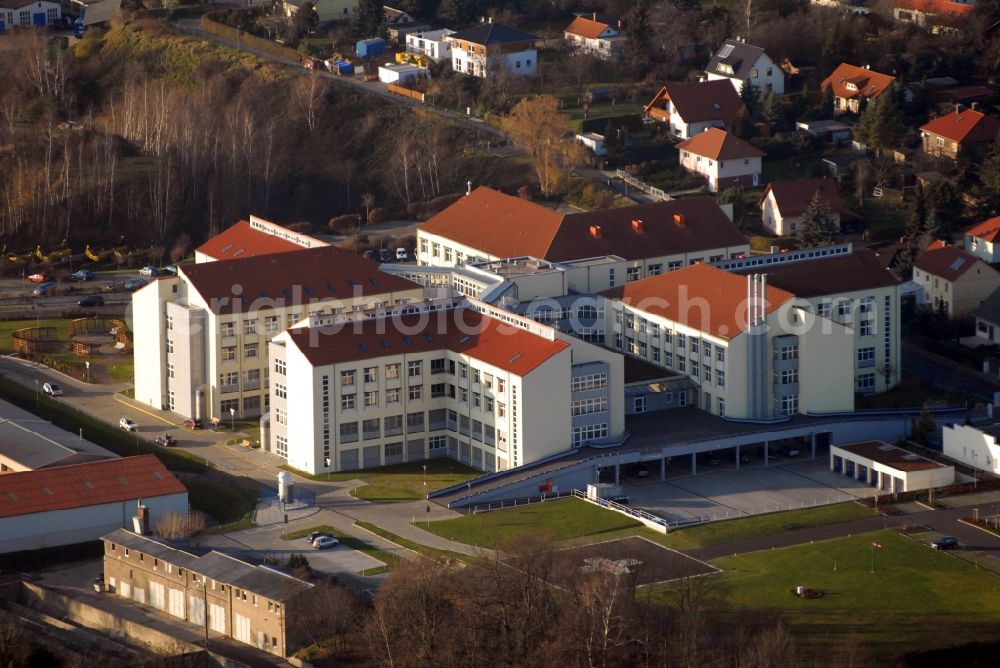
top-left (972, 102), bottom-right (979, 111)
top-left (466, 180), bottom-right (472, 196)
top-left (673, 213), bottom-right (686, 227)
top-left (592, 11), bottom-right (597, 20)
top-left (589, 225), bottom-right (603, 239)
top-left (132, 503), bottom-right (150, 535)
top-left (488, 16), bottom-right (493, 23)
top-left (631, 219), bottom-right (644, 234)
top-left (955, 103), bottom-right (963, 114)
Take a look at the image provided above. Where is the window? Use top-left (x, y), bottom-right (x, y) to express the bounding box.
top-left (608, 268), bottom-right (615, 287)
top-left (341, 370), bottom-right (356, 386)
top-left (244, 343), bottom-right (258, 359)
top-left (838, 300), bottom-right (852, 317)
top-left (460, 387), bottom-right (468, 403)
top-left (244, 368), bottom-right (260, 389)
top-left (780, 395), bottom-right (798, 415)
top-left (274, 358), bottom-right (286, 375)
top-left (678, 333), bottom-right (686, 349)
top-left (384, 415), bottom-right (403, 436)
top-left (459, 364), bottom-right (468, 379)
top-left (497, 379), bottom-right (505, 393)
top-left (648, 263), bottom-right (662, 276)
top-left (665, 351), bottom-right (674, 367)
top-left (275, 408), bottom-right (287, 425)
top-left (572, 424), bottom-right (608, 446)
top-left (571, 397), bottom-right (608, 416)
top-left (857, 373), bottom-right (876, 392)
top-left (430, 358), bottom-right (446, 374)
top-left (408, 361), bottom-right (422, 377)
top-left (691, 360), bottom-right (700, 377)
top-left (244, 319), bottom-right (257, 336)
top-left (717, 370), bottom-right (725, 388)
top-left (221, 322), bottom-right (235, 338)
top-left (718, 398), bottom-right (725, 417)
top-left (363, 367), bottom-right (378, 384)
top-left (633, 397), bottom-right (646, 413)
top-left (221, 399), bottom-right (239, 415)
top-left (431, 383), bottom-right (445, 398)
top-left (384, 363), bottom-right (400, 380)
top-left (364, 391), bottom-right (378, 407)
top-left (265, 315), bottom-right (280, 334)
top-left (498, 402), bottom-right (506, 418)
top-left (858, 347), bottom-right (876, 366)
top-left (339, 422), bottom-right (358, 443)
top-left (627, 267), bottom-right (640, 282)
top-left (817, 301), bottom-right (831, 318)
top-left (220, 372), bottom-right (239, 391)
top-left (716, 347), bottom-right (725, 363)
top-left (386, 387), bottom-right (400, 404)
top-left (363, 418), bottom-right (380, 440)
top-left (341, 394), bottom-right (356, 411)
top-left (409, 384), bottom-right (422, 400)
top-left (779, 345), bottom-right (798, 360)
top-left (473, 392), bottom-right (481, 409)
top-left (860, 319), bottom-right (873, 336)
top-left (678, 357), bottom-right (686, 373)
top-left (780, 368), bottom-right (799, 384)
top-left (407, 412), bottom-right (424, 432)
top-left (690, 339), bottom-right (699, 355)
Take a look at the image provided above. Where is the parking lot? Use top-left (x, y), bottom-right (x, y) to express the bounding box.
top-left (625, 459), bottom-right (877, 524)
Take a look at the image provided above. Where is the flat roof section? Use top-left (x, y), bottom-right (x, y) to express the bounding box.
top-left (834, 441), bottom-right (948, 472)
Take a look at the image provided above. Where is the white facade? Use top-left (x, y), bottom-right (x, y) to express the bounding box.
top-left (269, 298), bottom-right (625, 474)
top-left (564, 24), bottom-right (624, 60)
top-left (0, 0), bottom-right (60, 28)
top-left (679, 149), bottom-right (762, 192)
top-left (576, 132), bottom-right (607, 156)
top-left (761, 190), bottom-right (843, 237)
top-left (943, 424), bottom-right (1000, 475)
top-left (830, 442), bottom-right (954, 492)
top-left (450, 44), bottom-right (537, 78)
top-left (405, 29), bottom-right (454, 62)
top-left (705, 51), bottom-right (784, 95)
top-left (378, 62), bottom-right (429, 85)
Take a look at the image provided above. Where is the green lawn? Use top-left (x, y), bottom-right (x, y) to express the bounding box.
top-left (660, 502), bottom-right (876, 551)
top-left (425, 498), bottom-right (641, 548)
top-left (0, 318), bottom-right (72, 353)
top-left (355, 521), bottom-right (473, 563)
top-left (184, 481), bottom-right (259, 530)
top-left (703, 531), bottom-right (1000, 663)
top-left (280, 458), bottom-right (481, 502)
top-left (282, 524), bottom-right (401, 575)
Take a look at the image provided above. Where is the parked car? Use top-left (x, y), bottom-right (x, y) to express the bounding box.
top-left (931, 536), bottom-right (959, 550)
top-left (635, 466), bottom-right (649, 478)
top-left (780, 447), bottom-right (801, 457)
top-left (307, 531), bottom-right (332, 545)
top-left (124, 278), bottom-right (148, 291)
top-left (27, 272), bottom-right (48, 283)
top-left (33, 282), bottom-right (57, 296)
top-left (154, 434), bottom-right (177, 447)
top-left (139, 266), bottom-right (159, 277)
top-left (42, 382), bottom-right (63, 396)
top-left (103, 280), bottom-right (125, 292)
top-left (71, 270), bottom-right (95, 281)
top-left (119, 417), bottom-right (138, 432)
top-left (313, 535), bottom-right (339, 549)
top-left (161, 265), bottom-right (178, 276)
top-left (378, 249), bottom-right (393, 263)
top-left (183, 418), bottom-right (203, 430)
top-left (77, 295), bottom-right (104, 307)
top-left (362, 250), bottom-right (376, 261)
top-left (395, 248), bottom-right (408, 261)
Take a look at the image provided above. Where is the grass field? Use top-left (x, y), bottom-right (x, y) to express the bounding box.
top-left (281, 459), bottom-right (481, 502)
top-left (707, 531), bottom-right (1000, 663)
top-left (0, 318), bottom-right (73, 353)
top-left (282, 524), bottom-right (401, 575)
top-left (355, 521), bottom-right (472, 563)
top-left (189, 481), bottom-right (259, 531)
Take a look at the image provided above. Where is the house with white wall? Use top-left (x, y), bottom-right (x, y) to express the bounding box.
top-left (705, 39), bottom-right (784, 95)
top-left (943, 424), bottom-right (1000, 475)
top-left (821, 63), bottom-right (896, 115)
top-left (964, 217), bottom-right (1000, 263)
top-left (0, 0), bottom-right (60, 30)
top-left (563, 14), bottom-right (625, 60)
top-left (447, 20), bottom-right (537, 78)
top-left (677, 128), bottom-right (764, 192)
top-left (405, 28), bottom-right (454, 62)
top-left (644, 80), bottom-right (744, 138)
top-left (760, 177), bottom-right (859, 236)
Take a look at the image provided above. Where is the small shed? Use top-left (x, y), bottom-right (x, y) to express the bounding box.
top-left (377, 62), bottom-right (428, 85)
top-left (576, 132), bottom-right (607, 156)
top-left (796, 120), bottom-right (852, 144)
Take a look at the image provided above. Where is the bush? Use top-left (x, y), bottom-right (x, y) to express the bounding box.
top-left (328, 214), bottom-right (360, 232)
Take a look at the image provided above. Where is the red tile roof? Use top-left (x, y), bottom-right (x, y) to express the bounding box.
top-left (732, 250), bottom-right (899, 298)
top-left (966, 217), bottom-right (1000, 243)
top-left (180, 245), bottom-right (422, 315)
top-left (836, 441), bottom-right (948, 472)
top-left (762, 177), bottom-right (857, 219)
top-left (821, 63), bottom-right (895, 101)
top-left (285, 306), bottom-right (570, 376)
top-left (421, 187), bottom-right (748, 262)
top-left (914, 244), bottom-right (991, 281)
top-left (195, 220), bottom-right (307, 261)
top-left (600, 263), bottom-right (795, 340)
top-left (0, 455), bottom-right (186, 519)
top-left (920, 109), bottom-right (1000, 144)
top-left (893, 0), bottom-right (973, 18)
top-left (677, 128), bottom-right (765, 161)
top-left (645, 80), bottom-right (744, 125)
top-left (564, 16), bottom-right (611, 39)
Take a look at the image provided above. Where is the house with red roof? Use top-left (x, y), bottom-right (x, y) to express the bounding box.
top-left (760, 177), bottom-right (860, 236)
top-left (268, 297), bottom-right (625, 474)
top-left (821, 63), bottom-right (896, 115)
top-left (644, 79), bottom-right (744, 138)
top-left (913, 244), bottom-right (1000, 316)
top-left (0, 455), bottom-right (188, 553)
top-left (598, 264), bottom-right (855, 419)
top-left (194, 216), bottom-right (327, 263)
top-left (132, 244), bottom-right (425, 424)
top-left (676, 128), bottom-right (765, 192)
top-left (563, 13), bottom-right (625, 60)
top-left (920, 108), bottom-right (1000, 161)
top-left (893, 0), bottom-right (974, 30)
top-left (964, 216), bottom-right (1000, 263)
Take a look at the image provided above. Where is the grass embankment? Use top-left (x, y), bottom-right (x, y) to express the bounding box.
top-left (190, 482), bottom-right (259, 532)
top-left (706, 531), bottom-right (1000, 663)
top-left (280, 458), bottom-right (481, 502)
top-left (355, 522), bottom-right (473, 563)
top-left (282, 525), bottom-right (402, 575)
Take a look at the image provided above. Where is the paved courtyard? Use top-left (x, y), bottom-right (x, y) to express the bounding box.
top-left (625, 459), bottom-right (877, 524)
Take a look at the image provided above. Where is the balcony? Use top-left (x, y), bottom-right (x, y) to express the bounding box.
top-left (220, 384), bottom-right (239, 394)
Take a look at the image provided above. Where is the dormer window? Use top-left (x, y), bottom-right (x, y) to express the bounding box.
top-left (846, 82), bottom-right (858, 91)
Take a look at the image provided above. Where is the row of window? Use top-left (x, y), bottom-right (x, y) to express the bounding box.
top-left (338, 410), bottom-right (500, 445)
top-left (617, 313), bottom-right (728, 363)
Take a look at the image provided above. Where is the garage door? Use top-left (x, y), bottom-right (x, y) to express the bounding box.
top-left (119, 581), bottom-right (131, 599)
top-left (168, 588), bottom-right (185, 618)
top-left (209, 603), bottom-right (226, 634)
top-left (132, 587), bottom-right (145, 604)
top-left (234, 613), bottom-right (252, 644)
top-left (149, 581), bottom-right (165, 611)
top-left (188, 594), bottom-right (205, 626)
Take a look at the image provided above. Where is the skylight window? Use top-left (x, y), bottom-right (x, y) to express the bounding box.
top-left (949, 258), bottom-right (966, 271)
top-left (358, 342), bottom-right (368, 352)
top-left (718, 44), bottom-right (735, 58)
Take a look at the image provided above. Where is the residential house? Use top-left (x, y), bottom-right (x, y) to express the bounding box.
top-left (912, 243), bottom-right (1000, 316)
top-left (102, 529), bottom-right (315, 657)
top-left (920, 107), bottom-right (1000, 160)
top-left (563, 13), bottom-right (625, 61)
top-left (0, 0), bottom-right (60, 30)
top-left (281, 0), bottom-right (353, 23)
top-left (384, 5), bottom-right (427, 43)
top-left (704, 39), bottom-right (784, 95)
top-left (821, 63), bottom-right (896, 115)
top-left (760, 178), bottom-right (860, 236)
top-left (0, 456), bottom-right (187, 553)
top-left (965, 217), bottom-right (1000, 263)
top-left (972, 287), bottom-right (1000, 344)
top-left (269, 297), bottom-right (625, 474)
top-left (644, 79), bottom-right (744, 138)
top-left (942, 424), bottom-right (1000, 475)
top-left (405, 28), bottom-right (454, 62)
top-left (132, 234), bottom-right (425, 423)
top-left (730, 249), bottom-right (902, 394)
top-left (416, 187), bottom-right (751, 291)
top-left (676, 128), bottom-right (765, 192)
top-left (599, 264), bottom-right (856, 419)
top-left (892, 0), bottom-right (974, 30)
top-left (447, 20), bottom-right (537, 78)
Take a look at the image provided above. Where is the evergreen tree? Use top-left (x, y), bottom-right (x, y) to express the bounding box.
top-left (732, 106), bottom-right (756, 139)
top-left (911, 404), bottom-right (936, 445)
top-left (761, 90), bottom-right (782, 127)
top-left (853, 92), bottom-right (904, 156)
top-left (352, 0), bottom-right (384, 37)
top-left (820, 84), bottom-right (834, 118)
top-left (438, 0), bottom-right (478, 24)
top-left (796, 193), bottom-right (839, 246)
top-left (740, 83), bottom-right (760, 118)
top-left (978, 132), bottom-right (1000, 215)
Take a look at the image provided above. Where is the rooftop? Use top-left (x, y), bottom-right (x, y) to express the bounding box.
top-left (835, 441), bottom-right (950, 471)
top-left (0, 397), bottom-right (117, 470)
top-left (966, 217), bottom-right (1000, 244)
top-left (284, 302), bottom-right (570, 376)
top-left (564, 15), bottom-right (614, 39)
top-left (0, 455), bottom-right (186, 519)
top-left (645, 79), bottom-right (744, 124)
top-left (448, 22), bottom-right (536, 46)
top-left (920, 109), bottom-right (1000, 144)
top-left (972, 286), bottom-right (1000, 324)
top-left (893, 0), bottom-right (974, 17)
top-left (821, 63), bottom-right (895, 101)
top-left (732, 249), bottom-right (899, 298)
top-left (600, 263), bottom-right (795, 340)
top-left (914, 244), bottom-right (990, 282)
top-left (705, 39), bottom-right (768, 81)
top-left (179, 245), bottom-right (421, 315)
top-left (762, 177), bottom-right (858, 219)
top-left (677, 128), bottom-right (765, 161)
top-left (195, 219), bottom-right (323, 261)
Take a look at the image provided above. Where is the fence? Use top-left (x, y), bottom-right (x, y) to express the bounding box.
top-left (387, 83), bottom-right (425, 103)
top-left (615, 169), bottom-right (672, 202)
top-left (467, 490), bottom-right (575, 514)
top-left (260, 487), bottom-right (316, 509)
top-left (572, 489), bottom-right (669, 533)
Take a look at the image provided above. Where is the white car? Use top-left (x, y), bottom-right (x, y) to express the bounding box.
top-left (395, 248), bottom-right (408, 261)
top-left (138, 266), bottom-right (159, 277)
top-left (42, 382), bottom-right (63, 396)
top-left (313, 536), bottom-right (339, 550)
top-left (119, 417), bottom-right (138, 432)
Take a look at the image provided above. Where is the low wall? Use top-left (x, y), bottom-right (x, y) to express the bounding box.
top-left (387, 83), bottom-right (425, 102)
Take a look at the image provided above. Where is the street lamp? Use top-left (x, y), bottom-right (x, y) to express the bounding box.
top-left (422, 464), bottom-right (427, 497)
top-left (466, 481), bottom-right (472, 512)
top-left (229, 407), bottom-right (235, 432)
top-left (34, 379), bottom-right (39, 407)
